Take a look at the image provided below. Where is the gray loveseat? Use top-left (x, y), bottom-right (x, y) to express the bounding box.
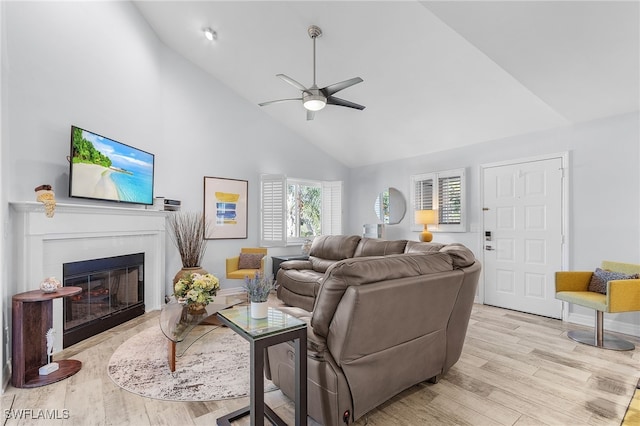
top-left (277, 234), bottom-right (447, 311)
top-left (267, 246), bottom-right (481, 425)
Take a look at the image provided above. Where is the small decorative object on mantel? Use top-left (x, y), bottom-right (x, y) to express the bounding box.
top-left (39, 276), bottom-right (61, 293)
top-left (174, 272), bottom-right (220, 314)
top-left (39, 328), bottom-right (59, 376)
top-left (167, 211), bottom-right (210, 284)
top-left (244, 272), bottom-right (276, 319)
top-left (34, 184), bottom-right (56, 218)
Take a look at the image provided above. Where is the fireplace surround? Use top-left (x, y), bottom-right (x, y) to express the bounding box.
top-left (10, 202), bottom-right (166, 353)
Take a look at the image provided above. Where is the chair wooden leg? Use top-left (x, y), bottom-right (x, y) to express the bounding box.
top-left (567, 310), bottom-right (635, 351)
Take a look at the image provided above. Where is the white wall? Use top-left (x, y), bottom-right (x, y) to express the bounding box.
top-left (1, 0), bottom-right (347, 389)
top-left (348, 112), bottom-right (640, 332)
top-left (0, 0), bottom-right (9, 391)
top-left (348, 112), bottom-right (639, 265)
top-left (157, 46), bottom-right (349, 286)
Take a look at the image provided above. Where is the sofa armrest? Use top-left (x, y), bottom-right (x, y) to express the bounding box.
top-left (271, 306), bottom-right (327, 352)
top-left (608, 279), bottom-right (640, 312)
top-left (280, 259), bottom-right (313, 270)
top-left (555, 271), bottom-right (592, 292)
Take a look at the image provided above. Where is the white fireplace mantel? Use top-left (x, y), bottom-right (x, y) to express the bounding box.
top-left (10, 201), bottom-right (167, 352)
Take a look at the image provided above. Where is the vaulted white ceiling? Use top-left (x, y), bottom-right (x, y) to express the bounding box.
top-left (134, 1), bottom-right (639, 168)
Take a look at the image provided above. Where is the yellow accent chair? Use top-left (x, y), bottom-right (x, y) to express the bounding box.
top-left (226, 248), bottom-right (267, 280)
top-left (555, 261), bottom-right (640, 350)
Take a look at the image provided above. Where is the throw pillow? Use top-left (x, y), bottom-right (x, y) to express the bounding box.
top-left (587, 267), bottom-right (639, 294)
top-left (238, 253), bottom-right (264, 270)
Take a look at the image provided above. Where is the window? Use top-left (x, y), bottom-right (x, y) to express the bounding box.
top-left (261, 175), bottom-right (342, 247)
top-left (410, 168), bottom-right (466, 232)
top-left (287, 180), bottom-right (321, 239)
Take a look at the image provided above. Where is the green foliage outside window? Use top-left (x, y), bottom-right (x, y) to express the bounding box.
top-left (287, 183), bottom-right (321, 238)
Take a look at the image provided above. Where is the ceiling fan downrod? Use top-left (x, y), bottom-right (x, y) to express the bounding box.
top-left (308, 25), bottom-right (322, 88)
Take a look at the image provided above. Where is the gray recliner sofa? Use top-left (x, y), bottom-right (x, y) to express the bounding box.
top-left (276, 234), bottom-right (445, 311)
top-left (267, 245), bottom-right (481, 425)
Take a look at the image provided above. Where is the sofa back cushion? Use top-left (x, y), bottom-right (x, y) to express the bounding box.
top-left (353, 238), bottom-right (408, 257)
top-left (308, 235), bottom-right (361, 272)
top-left (311, 252), bottom-right (455, 337)
top-left (404, 241), bottom-right (445, 253)
top-left (439, 243), bottom-right (476, 268)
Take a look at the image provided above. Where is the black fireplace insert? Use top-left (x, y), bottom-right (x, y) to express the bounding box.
top-left (63, 253), bottom-right (145, 348)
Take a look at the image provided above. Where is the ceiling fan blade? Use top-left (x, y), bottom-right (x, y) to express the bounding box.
top-left (306, 110), bottom-right (315, 121)
top-left (321, 77), bottom-right (363, 96)
top-left (258, 98), bottom-right (302, 107)
top-left (326, 96), bottom-right (365, 110)
top-left (276, 74), bottom-right (308, 92)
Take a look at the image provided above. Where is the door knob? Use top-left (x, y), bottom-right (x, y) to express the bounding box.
top-left (485, 245), bottom-right (494, 251)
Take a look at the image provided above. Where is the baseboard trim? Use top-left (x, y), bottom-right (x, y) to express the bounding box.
top-left (2, 360), bottom-right (10, 394)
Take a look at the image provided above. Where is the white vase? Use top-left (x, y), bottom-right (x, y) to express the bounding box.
top-left (250, 301), bottom-right (269, 319)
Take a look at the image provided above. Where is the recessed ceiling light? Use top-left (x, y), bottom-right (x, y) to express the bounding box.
top-left (203, 27), bottom-right (217, 41)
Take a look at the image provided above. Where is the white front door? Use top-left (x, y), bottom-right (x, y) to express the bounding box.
top-left (482, 156), bottom-right (565, 318)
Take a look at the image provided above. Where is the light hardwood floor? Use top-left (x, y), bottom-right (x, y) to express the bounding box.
top-left (2, 302), bottom-right (639, 426)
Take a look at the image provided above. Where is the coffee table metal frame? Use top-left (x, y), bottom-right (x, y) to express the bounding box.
top-left (216, 306), bottom-right (307, 426)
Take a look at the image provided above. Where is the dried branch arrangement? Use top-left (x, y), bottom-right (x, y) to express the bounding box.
top-left (168, 211), bottom-right (208, 267)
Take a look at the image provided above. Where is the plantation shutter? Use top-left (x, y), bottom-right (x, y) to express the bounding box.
top-left (322, 181), bottom-right (342, 235)
top-left (415, 177), bottom-right (434, 211)
top-left (411, 168), bottom-right (466, 232)
top-left (438, 175), bottom-right (462, 225)
top-left (260, 174), bottom-right (286, 247)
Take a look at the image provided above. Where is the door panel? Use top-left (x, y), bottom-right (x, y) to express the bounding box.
top-left (483, 157), bottom-right (563, 318)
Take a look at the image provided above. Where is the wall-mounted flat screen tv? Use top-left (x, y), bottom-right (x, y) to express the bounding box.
top-left (69, 126), bottom-right (155, 205)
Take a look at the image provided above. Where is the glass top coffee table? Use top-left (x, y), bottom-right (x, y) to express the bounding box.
top-left (216, 306), bottom-right (307, 426)
top-left (159, 295), bottom-right (244, 372)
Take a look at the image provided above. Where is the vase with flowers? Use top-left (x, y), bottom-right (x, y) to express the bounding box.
top-left (244, 272), bottom-right (276, 319)
top-left (174, 272), bottom-right (220, 314)
top-left (168, 211), bottom-right (209, 284)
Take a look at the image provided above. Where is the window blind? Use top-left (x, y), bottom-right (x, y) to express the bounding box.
top-left (322, 181), bottom-right (342, 235)
top-left (438, 175), bottom-right (462, 225)
top-left (414, 177), bottom-right (433, 211)
top-left (260, 174), bottom-right (286, 247)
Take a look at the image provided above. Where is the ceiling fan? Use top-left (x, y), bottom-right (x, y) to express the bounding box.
top-left (259, 25), bottom-right (365, 121)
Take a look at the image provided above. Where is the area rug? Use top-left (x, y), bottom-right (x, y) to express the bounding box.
top-left (107, 325), bottom-right (277, 401)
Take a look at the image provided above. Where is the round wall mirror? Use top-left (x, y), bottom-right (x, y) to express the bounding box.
top-left (374, 187), bottom-right (406, 224)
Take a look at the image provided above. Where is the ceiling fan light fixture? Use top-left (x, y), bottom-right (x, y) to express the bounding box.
top-left (303, 95), bottom-right (326, 111)
top-left (203, 27), bottom-right (217, 41)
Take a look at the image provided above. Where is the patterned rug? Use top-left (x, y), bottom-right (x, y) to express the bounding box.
top-left (107, 325), bottom-right (277, 401)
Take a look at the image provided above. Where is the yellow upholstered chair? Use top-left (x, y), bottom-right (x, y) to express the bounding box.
top-left (226, 248), bottom-right (267, 280)
top-left (555, 261), bottom-right (640, 350)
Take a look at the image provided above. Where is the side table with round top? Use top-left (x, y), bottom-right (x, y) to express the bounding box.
top-left (12, 287), bottom-right (83, 388)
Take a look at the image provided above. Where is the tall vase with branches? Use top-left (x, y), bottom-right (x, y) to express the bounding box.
top-left (168, 211), bottom-right (209, 284)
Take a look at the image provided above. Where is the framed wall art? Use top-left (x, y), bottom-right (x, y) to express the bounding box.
top-left (203, 176), bottom-right (248, 239)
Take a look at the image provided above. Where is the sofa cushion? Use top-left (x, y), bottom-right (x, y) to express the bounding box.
top-left (277, 269), bottom-right (324, 297)
top-left (238, 252), bottom-right (264, 269)
top-left (404, 241), bottom-right (445, 253)
top-left (311, 252), bottom-right (455, 337)
top-left (439, 243), bottom-right (476, 268)
top-left (309, 257), bottom-right (338, 274)
top-left (280, 259), bottom-right (313, 270)
top-left (309, 235), bottom-right (361, 261)
top-left (588, 267), bottom-right (640, 294)
top-left (353, 238), bottom-right (408, 257)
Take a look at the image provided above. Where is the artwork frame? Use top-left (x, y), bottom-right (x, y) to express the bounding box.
top-left (203, 176), bottom-right (248, 240)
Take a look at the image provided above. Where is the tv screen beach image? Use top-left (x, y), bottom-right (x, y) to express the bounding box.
top-left (70, 127), bottom-right (154, 204)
